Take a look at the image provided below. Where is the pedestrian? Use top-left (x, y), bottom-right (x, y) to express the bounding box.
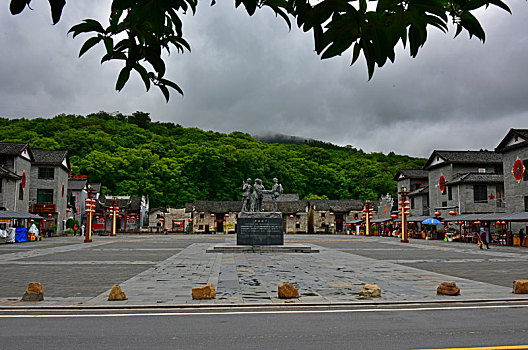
top-left (81, 224), bottom-right (85, 237)
top-left (73, 224), bottom-right (77, 236)
top-left (480, 227), bottom-right (490, 249)
top-left (519, 228), bottom-right (525, 247)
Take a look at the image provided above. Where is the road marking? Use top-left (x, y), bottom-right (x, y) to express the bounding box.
top-left (413, 346), bottom-right (528, 350)
top-left (2, 303), bottom-right (528, 318)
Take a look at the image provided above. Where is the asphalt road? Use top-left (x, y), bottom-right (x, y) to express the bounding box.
top-left (1, 302), bottom-right (528, 349)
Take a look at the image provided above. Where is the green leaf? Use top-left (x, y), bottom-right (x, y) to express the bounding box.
top-left (159, 85), bottom-right (170, 102)
top-left (351, 42), bottom-right (361, 65)
top-left (103, 37), bottom-right (114, 54)
top-left (460, 12), bottom-right (486, 41)
top-left (48, 0), bottom-right (66, 24)
top-left (79, 36), bottom-right (101, 57)
top-left (115, 67), bottom-right (131, 91)
top-left (160, 78), bottom-right (184, 96)
top-left (133, 64), bottom-right (151, 92)
top-left (9, 0), bottom-right (31, 15)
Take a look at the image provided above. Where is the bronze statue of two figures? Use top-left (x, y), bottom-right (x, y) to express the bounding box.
top-left (241, 178), bottom-right (283, 213)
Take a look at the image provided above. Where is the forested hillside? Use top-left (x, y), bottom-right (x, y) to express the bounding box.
top-left (0, 112), bottom-right (425, 208)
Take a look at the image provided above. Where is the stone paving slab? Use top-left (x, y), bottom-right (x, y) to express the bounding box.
top-left (81, 240), bottom-right (528, 306)
top-left (2, 235), bottom-right (528, 307)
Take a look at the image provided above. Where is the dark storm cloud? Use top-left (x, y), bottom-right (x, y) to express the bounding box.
top-left (0, 0), bottom-right (526, 157)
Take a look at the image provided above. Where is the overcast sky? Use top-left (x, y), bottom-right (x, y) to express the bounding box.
top-left (0, 1), bottom-right (526, 158)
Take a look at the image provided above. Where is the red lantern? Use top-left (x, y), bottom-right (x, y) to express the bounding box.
top-left (188, 219), bottom-right (192, 222)
top-left (224, 213), bottom-right (229, 217)
top-left (404, 201), bottom-right (410, 205)
top-left (47, 214), bottom-right (52, 218)
top-left (289, 215), bottom-right (294, 218)
top-left (330, 212), bottom-right (334, 216)
top-left (29, 219), bottom-right (34, 223)
top-left (210, 213), bottom-right (215, 217)
top-left (501, 221), bottom-right (507, 225)
top-left (391, 214), bottom-right (398, 219)
top-left (449, 210), bottom-right (457, 216)
top-left (434, 211), bottom-right (441, 217)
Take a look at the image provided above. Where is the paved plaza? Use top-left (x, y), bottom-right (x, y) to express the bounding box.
top-left (2, 234), bottom-right (528, 306)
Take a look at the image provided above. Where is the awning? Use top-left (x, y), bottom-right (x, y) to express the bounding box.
top-left (0, 211), bottom-right (45, 220)
top-left (406, 215), bottom-right (431, 223)
top-left (446, 213), bottom-right (507, 222)
top-left (501, 212), bottom-right (528, 222)
top-left (370, 218), bottom-right (392, 224)
top-left (347, 219), bottom-right (363, 225)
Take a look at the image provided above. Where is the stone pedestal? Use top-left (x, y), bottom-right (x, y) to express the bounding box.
top-left (237, 212), bottom-right (283, 245)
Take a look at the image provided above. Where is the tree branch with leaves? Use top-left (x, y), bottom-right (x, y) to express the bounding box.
top-left (9, 0), bottom-right (510, 101)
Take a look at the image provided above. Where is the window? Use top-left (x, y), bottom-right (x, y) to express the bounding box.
top-left (474, 185), bottom-right (488, 203)
top-left (524, 160), bottom-right (528, 181)
top-left (296, 223), bottom-right (301, 229)
top-left (442, 201), bottom-right (447, 207)
top-left (199, 213), bottom-right (204, 219)
top-left (19, 183), bottom-right (23, 200)
top-left (37, 189), bottom-right (54, 204)
top-left (494, 166), bottom-right (503, 175)
top-left (38, 167), bottom-right (55, 180)
top-left (448, 186), bottom-right (452, 201)
top-left (410, 197), bottom-right (415, 209)
top-left (0, 179), bottom-right (2, 193)
top-left (321, 213), bottom-right (326, 218)
top-left (524, 197), bottom-right (528, 212)
top-left (296, 214), bottom-right (301, 219)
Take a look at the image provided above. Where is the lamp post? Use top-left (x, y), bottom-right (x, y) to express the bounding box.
top-left (84, 187), bottom-right (96, 243)
top-left (363, 200), bottom-right (373, 236)
top-left (399, 186), bottom-right (410, 243)
top-left (110, 198), bottom-right (119, 236)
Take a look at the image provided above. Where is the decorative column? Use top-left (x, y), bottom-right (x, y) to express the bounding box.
top-left (399, 186), bottom-right (410, 243)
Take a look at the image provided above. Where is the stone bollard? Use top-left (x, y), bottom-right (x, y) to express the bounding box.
top-left (108, 284), bottom-right (128, 301)
top-left (192, 284), bottom-right (216, 300)
top-left (278, 283), bottom-right (299, 299)
top-left (437, 281), bottom-right (460, 296)
top-left (359, 284), bottom-right (381, 298)
top-left (21, 282), bottom-right (44, 301)
top-left (513, 280), bottom-right (528, 294)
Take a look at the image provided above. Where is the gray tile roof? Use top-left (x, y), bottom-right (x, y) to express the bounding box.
top-left (97, 195), bottom-right (142, 211)
top-left (446, 173), bottom-right (504, 185)
top-left (68, 179), bottom-right (87, 191)
top-left (0, 142), bottom-right (34, 161)
top-left (408, 185), bottom-right (429, 197)
top-left (0, 166), bottom-right (21, 179)
top-left (393, 169), bottom-right (428, 181)
top-left (188, 201), bottom-right (243, 213)
top-left (309, 200), bottom-right (367, 212)
top-left (495, 128), bottom-right (528, 152)
top-left (0, 142), bottom-right (29, 155)
top-left (425, 150), bottom-right (502, 169)
top-left (32, 149), bottom-right (67, 164)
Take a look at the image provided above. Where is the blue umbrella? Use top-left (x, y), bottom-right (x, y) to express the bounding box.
top-left (422, 218), bottom-right (442, 225)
